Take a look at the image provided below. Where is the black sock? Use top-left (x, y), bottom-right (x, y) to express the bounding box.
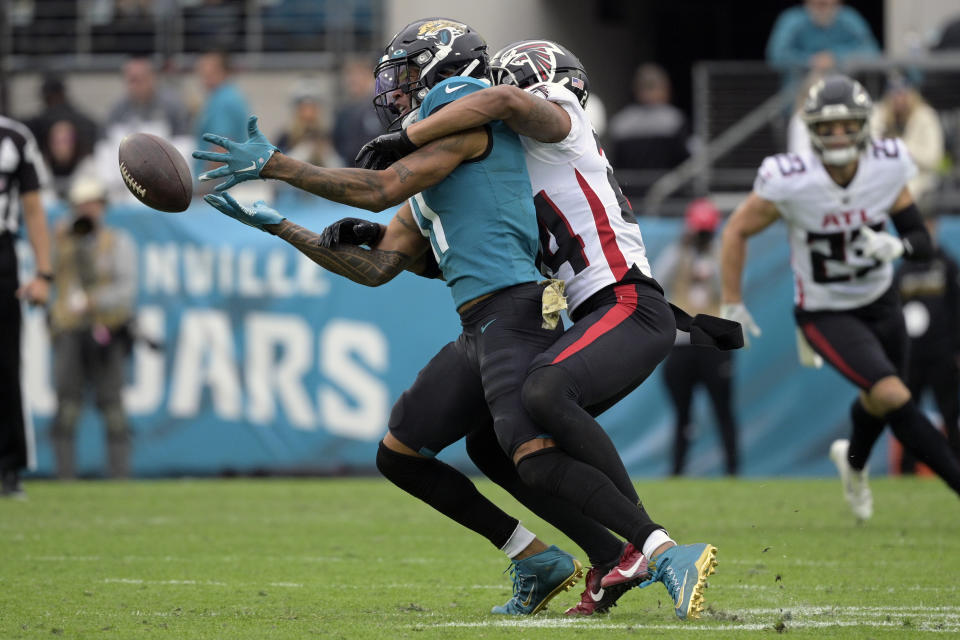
top-left (376, 442), bottom-right (519, 548)
top-left (516, 448), bottom-right (661, 551)
top-left (466, 428), bottom-right (623, 567)
top-left (887, 402), bottom-right (960, 495)
top-left (848, 398), bottom-right (886, 470)
top-left (522, 366), bottom-right (640, 503)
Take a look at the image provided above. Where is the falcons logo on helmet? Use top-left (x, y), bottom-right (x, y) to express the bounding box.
top-left (499, 41), bottom-right (565, 82)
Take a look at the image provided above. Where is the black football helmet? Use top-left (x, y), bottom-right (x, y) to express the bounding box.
top-left (372, 18), bottom-right (490, 131)
top-left (801, 74), bottom-right (872, 166)
top-left (490, 40), bottom-right (589, 107)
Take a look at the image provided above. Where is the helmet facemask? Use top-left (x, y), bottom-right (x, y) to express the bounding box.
top-left (372, 18), bottom-right (490, 131)
top-left (802, 76), bottom-right (872, 166)
top-left (807, 115), bottom-right (870, 165)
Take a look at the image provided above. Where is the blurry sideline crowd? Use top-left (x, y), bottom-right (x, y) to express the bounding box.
top-left (4, 0), bottom-right (960, 482)
top-left (19, 51), bottom-right (382, 207)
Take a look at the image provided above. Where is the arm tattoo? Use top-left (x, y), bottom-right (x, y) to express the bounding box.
top-left (273, 220), bottom-right (412, 286)
top-left (396, 210), bottom-right (421, 234)
top-left (283, 162), bottom-right (389, 210)
top-left (393, 161), bottom-right (413, 183)
top-left (511, 97), bottom-right (568, 142)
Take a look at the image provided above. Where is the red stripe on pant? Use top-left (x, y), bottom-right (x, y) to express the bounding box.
top-left (552, 284), bottom-right (638, 364)
top-left (801, 322), bottom-right (872, 389)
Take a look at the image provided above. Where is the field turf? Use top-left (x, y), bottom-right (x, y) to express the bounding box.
top-left (2, 476), bottom-right (958, 638)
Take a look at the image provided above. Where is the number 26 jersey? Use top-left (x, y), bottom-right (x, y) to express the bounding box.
top-left (754, 138), bottom-right (917, 311)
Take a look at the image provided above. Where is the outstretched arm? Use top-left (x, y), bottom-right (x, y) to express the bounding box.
top-left (265, 203), bottom-right (429, 287)
top-left (721, 192), bottom-right (780, 304)
top-left (405, 85), bottom-right (571, 145)
top-left (203, 193), bottom-right (429, 287)
top-left (262, 128), bottom-right (488, 211)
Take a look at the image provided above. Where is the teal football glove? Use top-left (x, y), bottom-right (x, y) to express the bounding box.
top-left (203, 193), bottom-right (285, 231)
top-left (193, 115), bottom-right (279, 191)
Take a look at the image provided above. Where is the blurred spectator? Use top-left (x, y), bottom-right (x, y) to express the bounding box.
top-left (932, 14), bottom-right (960, 51)
top-left (276, 81), bottom-right (343, 168)
top-left (95, 56), bottom-right (192, 202)
top-left (332, 57), bottom-right (382, 165)
top-left (921, 13), bottom-right (960, 115)
top-left (49, 177), bottom-right (136, 479)
top-left (654, 199), bottom-right (739, 476)
top-left (0, 114), bottom-right (52, 498)
top-left (26, 74), bottom-right (100, 198)
top-left (766, 0), bottom-right (879, 93)
top-left (193, 50), bottom-right (250, 179)
top-left (894, 215), bottom-right (960, 473)
top-left (274, 81), bottom-right (344, 205)
top-left (607, 63), bottom-right (690, 199)
top-left (871, 74), bottom-right (945, 207)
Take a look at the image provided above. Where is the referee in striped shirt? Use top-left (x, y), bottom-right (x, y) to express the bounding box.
top-left (0, 115), bottom-right (53, 498)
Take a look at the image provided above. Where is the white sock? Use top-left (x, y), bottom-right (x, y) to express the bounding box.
top-left (642, 529), bottom-right (675, 559)
top-left (501, 523), bottom-right (537, 559)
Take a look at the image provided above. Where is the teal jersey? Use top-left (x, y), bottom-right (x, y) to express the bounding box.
top-left (409, 76), bottom-right (541, 309)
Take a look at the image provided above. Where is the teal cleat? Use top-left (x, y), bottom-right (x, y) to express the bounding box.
top-left (640, 543), bottom-right (717, 620)
top-left (491, 545), bottom-right (583, 615)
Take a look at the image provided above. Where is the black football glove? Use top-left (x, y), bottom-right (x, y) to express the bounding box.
top-left (354, 130), bottom-right (419, 170)
top-left (318, 217), bottom-right (385, 248)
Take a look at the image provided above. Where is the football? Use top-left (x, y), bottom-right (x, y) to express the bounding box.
top-left (118, 133), bottom-right (193, 212)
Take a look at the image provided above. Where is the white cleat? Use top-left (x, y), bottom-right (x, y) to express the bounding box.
top-left (829, 439), bottom-right (873, 521)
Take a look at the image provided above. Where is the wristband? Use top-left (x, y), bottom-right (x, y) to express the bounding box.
top-left (38, 272), bottom-right (53, 282)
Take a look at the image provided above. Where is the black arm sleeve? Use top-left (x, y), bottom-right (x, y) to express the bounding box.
top-left (15, 130), bottom-right (41, 193)
top-left (891, 203), bottom-right (934, 261)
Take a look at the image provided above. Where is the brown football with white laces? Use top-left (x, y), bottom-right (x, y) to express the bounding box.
top-left (118, 133), bottom-right (193, 212)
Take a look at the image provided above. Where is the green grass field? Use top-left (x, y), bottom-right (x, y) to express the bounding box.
top-left (2, 476), bottom-right (958, 639)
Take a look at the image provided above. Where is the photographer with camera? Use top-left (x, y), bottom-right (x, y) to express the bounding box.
top-left (49, 176), bottom-right (137, 479)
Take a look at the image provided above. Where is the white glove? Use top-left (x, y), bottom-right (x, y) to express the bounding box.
top-left (720, 302), bottom-right (762, 348)
top-left (795, 328), bottom-right (823, 368)
top-left (859, 226), bottom-right (903, 262)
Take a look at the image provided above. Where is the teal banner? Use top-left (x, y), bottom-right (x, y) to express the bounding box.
top-left (20, 203), bottom-right (960, 477)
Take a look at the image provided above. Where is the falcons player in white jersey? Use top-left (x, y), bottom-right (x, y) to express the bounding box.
top-left (348, 39), bottom-right (727, 620)
top-left (722, 75), bottom-right (960, 520)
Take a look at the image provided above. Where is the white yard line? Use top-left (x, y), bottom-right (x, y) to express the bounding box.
top-left (418, 604), bottom-right (960, 634)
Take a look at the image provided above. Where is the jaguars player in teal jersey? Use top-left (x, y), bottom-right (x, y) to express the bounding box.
top-left (194, 18), bottom-right (677, 615)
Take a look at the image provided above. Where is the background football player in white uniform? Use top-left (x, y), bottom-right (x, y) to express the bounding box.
top-left (721, 75), bottom-right (960, 520)
top-left (351, 40), bottom-right (731, 620)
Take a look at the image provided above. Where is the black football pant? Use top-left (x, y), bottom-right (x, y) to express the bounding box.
top-left (901, 356), bottom-right (960, 472)
top-left (663, 345), bottom-right (738, 475)
top-left (0, 236), bottom-right (26, 473)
